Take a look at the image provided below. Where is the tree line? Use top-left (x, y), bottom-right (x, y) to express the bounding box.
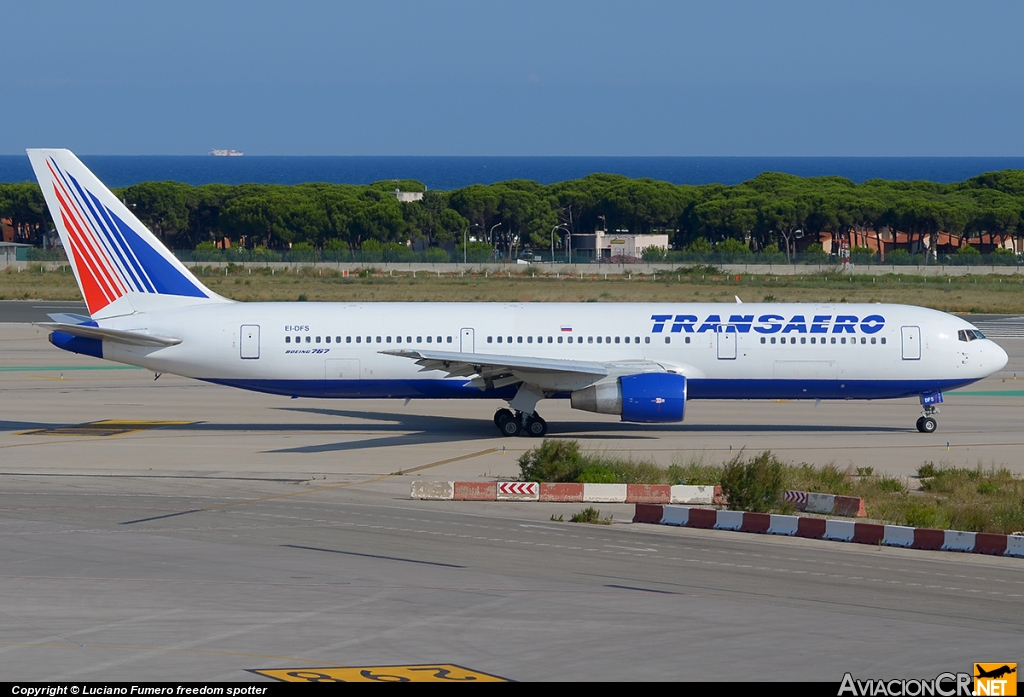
top-left (3, 169), bottom-right (1024, 262)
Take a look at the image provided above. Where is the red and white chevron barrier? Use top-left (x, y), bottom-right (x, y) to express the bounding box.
top-left (411, 481), bottom-right (724, 504)
top-left (632, 504), bottom-right (1024, 558)
top-left (783, 489), bottom-right (866, 517)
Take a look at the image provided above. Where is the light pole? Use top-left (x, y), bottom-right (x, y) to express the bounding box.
top-left (489, 222), bottom-right (501, 261)
top-left (552, 224), bottom-right (569, 263)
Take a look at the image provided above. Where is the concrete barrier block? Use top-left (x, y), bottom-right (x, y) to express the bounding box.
top-left (411, 481), bottom-right (454, 500)
top-left (913, 528), bottom-right (945, 551)
top-left (670, 485), bottom-right (715, 504)
top-left (632, 503), bottom-right (664, 524)
top-left (882, 525), bottom-right (915, 547)
top-left (833, 495), bottom-right (867, 518)
top-left (942, 530), bottom-right (976, 553)
top-left (715, 510), bottom-right (744, 531)
top-left (805, 493), bottom-right (836, 514)
top-left (741, 512), bottom-right (770, 534)
top-left (453, 481), bottom-right (496, 501)
top-left (688, 508), bottom-right (718, 529)
top-left (661, 505), bottom-right (690, 527)
top-left (797, 517), bottom-right (826, 539)
top-left (539, 483), bottom-right (583, 502)
top-left (974, 533), bottom-right (1008, 556)
top-left (768, 514), bottom-right (799, 536)
top-left (583, 483), bottom-right (627, 502)
top-left (627, 484), bottom-right (671, 503)
top-left (1005, 535), bottom-right (1024, 558)
top-left (824, 519), bottom-right (856, 542)
top-left (852, 523), bottom-right (884, 546)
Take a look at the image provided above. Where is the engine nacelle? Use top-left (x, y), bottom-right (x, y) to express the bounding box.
top-left (570, 373), bottom-right (687, 423)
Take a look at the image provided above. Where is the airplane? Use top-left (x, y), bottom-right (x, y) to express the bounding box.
top-left (26, 148), bottom-right (1009, 436)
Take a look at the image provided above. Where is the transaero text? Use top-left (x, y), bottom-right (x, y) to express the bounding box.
top-left (651, 313), bottom-right (886, 335)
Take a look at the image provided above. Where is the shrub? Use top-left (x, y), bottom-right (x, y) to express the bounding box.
top-left (888, 249), bottom-right (912, 265)
top-left (570, 506), bottom-right (610, 524)
top-left (990, 247), bottom-right (1018, 266)
top-left (518, 439), bottom-right (585, 482)
top-left (850, 246), bottom-right (876, 264)
top-left (423, 246), bottom-right (450, 263)
top-left (719, 451), bottom-right (787, 513)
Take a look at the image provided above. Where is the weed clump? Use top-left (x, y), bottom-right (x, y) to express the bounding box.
top-left (719, 451), bottom-right (787, 513)
top-left (570, 507), bottom-right (611, 525)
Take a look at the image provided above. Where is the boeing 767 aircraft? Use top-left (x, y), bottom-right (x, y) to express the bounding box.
top-left (27, 149), bottom-right (1008, 436)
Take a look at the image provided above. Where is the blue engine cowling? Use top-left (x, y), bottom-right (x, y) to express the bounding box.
top-left (570, 373), bottom-right (687, 423)
top-left (620, 373), bottom-right (687, 423)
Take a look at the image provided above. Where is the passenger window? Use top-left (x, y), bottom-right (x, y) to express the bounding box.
top-left (528, 336), bottom-right (533, 343)
top-left (831, 337), bottom-right (836, 344)
top-left (347, 337), bottom-right (352, 343)
top-left (771, 337), bottom-right (776, 344)
top-left (881, 337), bottom-right (886, 344)
top-left (558, 336), bottom-right (563, 343)
top-left (567, 336), bottom-right (572, 343)
top-left (488, 336), bottom-right (493, 343)
top-left (336, 336), bottom-right (341, 343)
top-left (587, 337), bottom-right (593, 344)
top-left (325, 336), bottom-right (331, 343)
top-left (497, 336), bottom-right (502, 343)
top-left (395, 336), bottom-right (401, 343)
top-left (356, 336), bottom-right (361, 343)
top-left (376, 336), bottom-right (382, 343)
top-left (507, 337), bottom-right (512, 344)
top-left (407, 336), bottom-right (412, 343)
top-left (547, 337), bottom-right (552, 343)
top-left (446, 336), bottom-right (452, 343)
top-left (810, 337), bottom-right (815, 344)
top-left (685, 336), bottom-right (691, 344)
top-left (665, 337), bottom-right (671, 344)
top-left (624, 337), bottom-right (629, 344)
top-left (860, 337), bottom-right (866, 344)
top-left (635, 337), bottom-right (640, 343)
top-left (596, 337), bottom-right (602, 344)
top-left (427, 336), bottom-right (432, 343)
top-left (801, 337), bottom-right (806, 344)
top-left (518, 337), bottom-right (523, 344)
top-left (417, 336), bottom-right (422, 343)
top-left (645, 337), bottom-right (650, 344)
top-left (315, 337), bottom-right (321, 343)
top-left (285, 336), bottom-right (291, 343)
top-left (387, 336), bottom-right (392, 343)
top-left (615, 337), bottom-right (620, 344)
top-left (841, 337), bottom-right (846, 345)
top-left (871, 337), bottom-right (876, 344)
top-left (306, 336), bottom-right (311, 343)
top-left (761, 337), bottom-right (766, 344)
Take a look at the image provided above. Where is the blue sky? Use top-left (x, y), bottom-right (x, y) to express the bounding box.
top-left (3, 1), bottom-right (1022, 156)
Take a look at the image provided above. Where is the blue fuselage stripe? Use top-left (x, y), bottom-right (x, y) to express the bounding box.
top-left (201, 377), bottom-right (975, 401)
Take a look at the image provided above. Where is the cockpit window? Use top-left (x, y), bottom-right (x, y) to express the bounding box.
top-left (958, 329), bottom-right (986, 342)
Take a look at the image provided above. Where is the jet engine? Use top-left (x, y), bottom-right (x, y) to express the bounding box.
top-left (570, 373), bottom-right (687, 423)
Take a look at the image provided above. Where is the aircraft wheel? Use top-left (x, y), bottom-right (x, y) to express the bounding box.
top-left (918, 416), bottom-right (937, 434)
top-left (499, 412), bottom-right (522, 437)
top-left (494, 408), bottom-right (514, 427)
top-left (525, 414), bottom-right (548, 437)
top-left (915, 417), bottom-right (925, 432)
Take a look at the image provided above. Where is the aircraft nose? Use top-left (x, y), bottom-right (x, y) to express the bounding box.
top-left (990, 341), bottom-right (1009, 373)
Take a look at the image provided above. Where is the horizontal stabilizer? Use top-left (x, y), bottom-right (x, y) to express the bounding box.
top-left (40, 322), bottom-right (182, 347)
top-left (47, 312), bottom-right (93, 325)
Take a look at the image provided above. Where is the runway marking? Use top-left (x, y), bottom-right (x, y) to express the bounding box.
top-left (119, 447), bottom-right (498, 524)
top-left (253, 664), bottom-right (509, 682)
top-left (20, 420), bottom-right (195, 437)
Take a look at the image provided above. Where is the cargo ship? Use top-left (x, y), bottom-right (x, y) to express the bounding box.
top-left (208, 149), bottom-right (244, 157)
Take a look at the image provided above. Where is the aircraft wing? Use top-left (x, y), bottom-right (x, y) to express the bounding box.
top-left (39, 322), bottom-right (182, 347)
top-left (381, 349), bottom-right (679, 392)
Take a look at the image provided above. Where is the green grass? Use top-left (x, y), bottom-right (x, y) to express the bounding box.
top-left (6, 264), bottom-right (1024, 312)
top-left (519, 440), bottom-right (1024, 533)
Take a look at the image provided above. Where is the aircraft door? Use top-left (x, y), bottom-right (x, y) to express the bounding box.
top-left (901, 326), bottom-right (921, 360)
top-left (717, 324), bottom-right (737, 360)
top-left (461, 327), bottom-right (475, 353)
top-left (240, 324), bottom-right (260, 359)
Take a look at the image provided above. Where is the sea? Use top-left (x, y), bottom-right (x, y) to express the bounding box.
top-left (2, 155), bottom-right (1023, 189)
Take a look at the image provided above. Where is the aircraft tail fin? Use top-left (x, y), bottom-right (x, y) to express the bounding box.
top-left (26, 149), bottom-right (229, 318)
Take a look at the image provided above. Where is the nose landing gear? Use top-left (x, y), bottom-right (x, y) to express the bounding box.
top-left (916, 392), bottom-right (943, 433)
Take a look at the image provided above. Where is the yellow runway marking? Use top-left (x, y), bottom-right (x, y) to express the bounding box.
top-left (20, 420), bottom-right (195, 437)
top-left (254, 664), bottom-right (509, 682)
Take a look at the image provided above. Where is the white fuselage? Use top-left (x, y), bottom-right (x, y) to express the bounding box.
top-left (77, 301), bottom-right (1007, 403)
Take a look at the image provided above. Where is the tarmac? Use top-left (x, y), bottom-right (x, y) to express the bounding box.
top-left (1, 305), bottom-right (1022, 682)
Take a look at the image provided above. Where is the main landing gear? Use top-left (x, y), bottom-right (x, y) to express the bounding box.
top-left (494, 408), bottom-right (548, 437)
top-left (915, 392), bottom-right (943, 433)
